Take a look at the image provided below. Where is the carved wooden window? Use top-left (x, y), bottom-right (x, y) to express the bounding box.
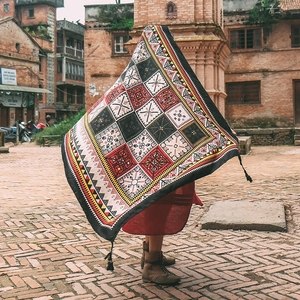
top-left (226, 81), bottom-right (261, 104)
top-left (166, 2), bottom-right (177, 19)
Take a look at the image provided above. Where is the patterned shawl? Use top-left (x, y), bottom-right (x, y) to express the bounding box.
top-left (61, 25), bottom-right (251, 244)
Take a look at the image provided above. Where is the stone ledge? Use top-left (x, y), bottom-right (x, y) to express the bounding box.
top-left (201, 200), bottom-right (287, 232)
top-left (0, 147), bottom-right (9, 153)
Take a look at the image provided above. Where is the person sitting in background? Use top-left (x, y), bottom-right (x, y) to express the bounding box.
top-left (46, 115), bottom-right (51, 127)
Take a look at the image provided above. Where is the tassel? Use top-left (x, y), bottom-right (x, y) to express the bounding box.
top-left (104, 242), bottom-right (114, 271)
top-left (238, 154), bottom-right (253, 183)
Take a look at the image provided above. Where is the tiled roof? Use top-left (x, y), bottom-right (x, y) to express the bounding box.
top-left (280, 0), bottom-right (300, 11)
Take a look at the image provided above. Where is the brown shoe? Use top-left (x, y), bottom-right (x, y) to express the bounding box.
top-left (142, 251), bottom-right (180, 285)
top-left (141, 241), bottom-right (175, 269)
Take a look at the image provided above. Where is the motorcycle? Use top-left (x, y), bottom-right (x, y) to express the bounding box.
top-left (1, 121), bottom-right (31, 143)
top-left (26, 120), bottom-right (46, 135)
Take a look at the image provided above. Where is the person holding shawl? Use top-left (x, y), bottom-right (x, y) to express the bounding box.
top-left (123, 182), bottom-right (203, 285)
top-left (62, 25), bottom-right (251, 287)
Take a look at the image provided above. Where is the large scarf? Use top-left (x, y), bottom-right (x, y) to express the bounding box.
top-left (62, 25), bottom-right (251, 247)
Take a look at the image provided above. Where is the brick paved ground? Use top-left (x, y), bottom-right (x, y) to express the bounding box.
top-left (0, 143), bottom-right (300, 300)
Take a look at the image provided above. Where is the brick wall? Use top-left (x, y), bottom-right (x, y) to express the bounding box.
top-left (0, 20), bottom-right (40, 87)
top-left (224, 17), bottom-right (300, 128)
top-left (84, 1), bottom-right (229, 114)
top-left (84, 27), bottom-right (130, 109)
top-left (0, 0), bottom-right (15, 19)
top-left (18, 4), bottom-right (51, 27)
top-left (134, 0), bottom-right (221, 27)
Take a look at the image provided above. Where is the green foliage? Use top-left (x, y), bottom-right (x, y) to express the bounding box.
top-left (97, 4), bottom-right (134, 31)
top-left (24, 25), bottom-right (52, 41)
top-left (247, 0), bottom-right (281, 43)
top-left (248, 0), bottom-right (280, 25)
top-left (33, 109), bottom-right (85, 145)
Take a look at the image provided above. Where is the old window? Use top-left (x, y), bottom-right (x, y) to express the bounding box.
top-left (57, 33), bottom-right (63, 47)
top-left (113, 34), bottom-right (129, 54)
top-left (66, 37), bottom-right (74, 47)
top-left (77, 88), bottom-right (84, 104)
top-left (38, 84), bottom-right (43, 101)
top-left (56, 88), bottom-right (64, 103)
top-left (67, 87), bottom-right (75, 104)
top-left (4, 3), bottom-right (9, 13)
top-left (57, 59), bottom-right (63, 73)
top-left (15, 43), bottom-right (20, 52)
top-left (229, 28), bottom-right (262, 50)
top-left (291, 25), bottom-right (300, 48)
top-left (226, 81), bottom-right (261, 104)
top-left (28, 8), bottom-right (34, 18)
top-left (76, 39), bottom-right (83, 50)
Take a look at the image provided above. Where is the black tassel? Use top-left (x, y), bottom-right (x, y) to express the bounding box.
top-left (238, 154), bottom-right (253, 183)
top-left (104, 242), bottom-right (114, 271)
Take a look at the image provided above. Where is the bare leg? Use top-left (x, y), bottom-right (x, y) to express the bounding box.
top-left (147, 235), bottom-right (163, 252)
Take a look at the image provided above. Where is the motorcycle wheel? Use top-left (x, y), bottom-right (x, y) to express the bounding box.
top-left (21, 133), bottom-right (31, 143)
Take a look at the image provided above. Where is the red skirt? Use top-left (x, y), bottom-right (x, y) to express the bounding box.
top-left (122, 182), bottom-right (202, 235)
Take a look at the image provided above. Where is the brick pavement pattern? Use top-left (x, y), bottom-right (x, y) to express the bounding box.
top-left (0, 143), bottom-right (300, 300)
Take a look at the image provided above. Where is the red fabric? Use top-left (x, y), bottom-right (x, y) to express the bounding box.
top-left (122, 182), bottom-right (202, 235)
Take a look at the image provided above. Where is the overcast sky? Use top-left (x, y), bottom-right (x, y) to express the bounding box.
top-left (57, 0), bottom-right (134, 23)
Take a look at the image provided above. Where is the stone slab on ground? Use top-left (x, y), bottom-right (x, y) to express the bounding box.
top-left (201, 200), bottom-right (287, 232)
top-left (0, 146), bottom-right (9, 153)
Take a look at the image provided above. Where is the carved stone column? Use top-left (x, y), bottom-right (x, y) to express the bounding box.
top-left (126, 0), bottom-right (230, 117)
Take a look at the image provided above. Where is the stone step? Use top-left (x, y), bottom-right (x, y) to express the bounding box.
top-left (295, 140), bottom-right (300, 146)
top-left (294, 134), bottom-right (300, 140)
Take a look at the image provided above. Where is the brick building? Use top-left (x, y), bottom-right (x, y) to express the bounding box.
top-left (84, 1), bottom-right (229, 117)
top-left (0, 16), bottom-right (49, 126)
top-left (0, 0), bottom-right (85, 127)
top-left (84, 4), bottom-right (133, 110)
top-left (56, 19), bottom-right (85, 122)
top-left (224, 0), bottom-right (300, 129)
top-left (84, 0), bottom-right (300, 145)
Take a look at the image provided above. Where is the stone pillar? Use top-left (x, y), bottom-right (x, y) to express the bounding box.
top-left (127, 0), bottom-right (229, 117)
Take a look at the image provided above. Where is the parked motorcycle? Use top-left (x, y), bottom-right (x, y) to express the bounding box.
top-left (26, 120), bottom-right (46, 135)
top-left (1, 121), bottom-right (31, 143)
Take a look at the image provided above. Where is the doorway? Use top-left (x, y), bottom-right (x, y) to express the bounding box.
top-left (295, 80), bottom-right (300, 125)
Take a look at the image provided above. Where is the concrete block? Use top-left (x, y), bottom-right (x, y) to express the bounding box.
top-left (0, 147), bottom-right (9, 153)
top-left (238, 136), bottom-right (251, 155)
top-left (201, 200), bottom-right (287, 232)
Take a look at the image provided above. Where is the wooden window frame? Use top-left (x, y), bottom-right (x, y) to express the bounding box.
top-left (291, 25), bottom-right (300, 48)
top-left (112, 33), bottom-right (130, 55)
top-left (229, 28), bottom-right (262, 50)
top-left (226, 81), bottom-right (261, 104)
top-left (28, 8), bottom-right (34, 18)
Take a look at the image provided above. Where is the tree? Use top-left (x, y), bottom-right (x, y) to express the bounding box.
top-left (98, 4), bottom-right (134, 30)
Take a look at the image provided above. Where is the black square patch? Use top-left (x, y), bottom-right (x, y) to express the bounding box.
top-left (182, 122), bottom-right (206, 145)
top-left (90, 107), bottom-right (115, 135)
top-left (136, 57), bottom-right (158, 82)
top-left (117, 113), bottom-right (144, 142)
top-left (147, 115), bottom-right (177, 144)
